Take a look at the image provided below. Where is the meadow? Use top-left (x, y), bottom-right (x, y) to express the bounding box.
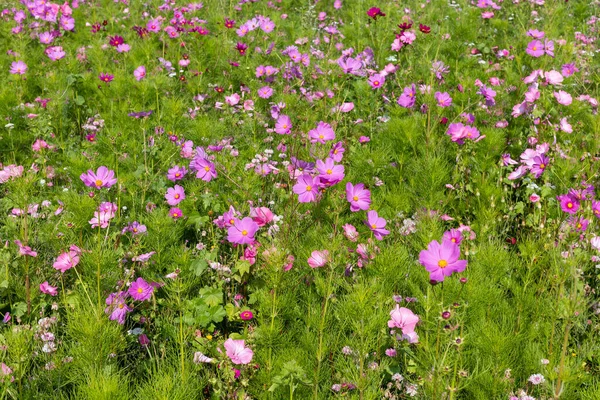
top-left (0, 0), bottom-right (599, 398)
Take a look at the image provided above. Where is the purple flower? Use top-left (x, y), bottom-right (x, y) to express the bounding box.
top-left (329, 142), bottom-right (345, 162)
top-left (478, 85), bottom-right (496, 107)
top-left (169, 208), bottom-right (183, 219)
top-left (224, 339), bottom-right (253, 365)
top-left (346, 182), bottom-right (371, 212)
top-left (418, 239), bottom-right (467, 282)
top-left (80, 166), bottom-right (117, 189)
top-left (397, 84), bottom-right (416, 108)
top-left (530, 155), bottom-right (549, 178)
top-left (258, 86), bottom-right (273, 99)
top-left (293, 174), bottom-right (319, 203)
top-left (134, 65), bottom-right (146, 81)
top-left (365, 210), bottom-right (389, 240)
top-left (227, 217), bottom-right (259, 244)
top-left (368, 74), bottom-right (385, 89)
top-left (338, 57), bottom-right (363, 75)
top-left (442, 229), bottom-right (463, 245)
top-left (165, 185), bottom-right (185, 206)
top-left (40, 281), bottom-right (58, 296)
top-left (105, 291), bottom-right (132, 324)
top-left (128, 277), bottom-right (154, 301)
top-left (191, 158), bottom-right (217, 181)
top-left (435, 91), bottom-right (452, 107)
top-left (387, 305), bottom-right (419, 334)
top-left (99, 73), bottom-right (114, 83)
top-left (592, 201), bottom-right (600, 219)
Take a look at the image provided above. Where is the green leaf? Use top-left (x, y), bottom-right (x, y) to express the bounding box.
top-left (12, 302), bottom-right (27, 318)
top-left (235, 260), bottom-right (251, 276)
top-left (191, 259), bottom-right (208, 276)
top-left (199, 287), bottom-right (222, 307)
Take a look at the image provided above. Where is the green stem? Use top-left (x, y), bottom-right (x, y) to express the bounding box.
top-left (313, 267), bottom-right (335, 399)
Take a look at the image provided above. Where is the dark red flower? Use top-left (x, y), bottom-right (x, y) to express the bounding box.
top-left (419, 24), bottom-right (431, 33)
top-left (108, 35), bottom-right (124, 47)
top-left (367, 7), bottom-right (385, 20)
top-left (398, 22), bottom-right (412, 31)
top-left (224, 18), bottom-right (235, 29)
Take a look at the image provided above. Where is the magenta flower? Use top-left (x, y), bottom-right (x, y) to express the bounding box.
top-left (397, 84), bottom-right (416, 108)
top-left (308, 250), bottom-right (330, 268)
top-left (192, 158), bottom-right (217, 181)
top-left (169, 208), bottom-right (183, 219)
top-left (240, 310), bottom-right (253, 321)
top-left (99, 73), bottom-right (114, 83)
top-left (128, 277), bottom-right (154, 301)
top-left (275, 114), bottom-right (292, 134)
top-left (365, 210), bottom-right (390, 240)
top-left (330, 142), bottom-right (345, 162)
top-left (557, 194), bottom-right (579, 214)
top-left (165, 185), bottom-right (185, 206)
top-left (293, 174), bottom-right (319, 203)
top-left (80, 166), bottom-right (117, 189)
top-left (40, 282), bottom-right (58, 297)
top-left (367, 74), bottom-right (385, 89)
top-left (53, 251), bottom-right (80, 273)
top-left (544, 39), bottom-right (554, 57)
top-left (346, 182), bottom-right (371, 212)
top-left (133, 65), bottom-right (146, 81)
top-left (435, 91), bottom-right (452, 107)
top-left (227, 217), bottom-right (259, 245)
top-left (316, 158), bottom-right (345, 184)
top-left (387, 305), bottom-right (419, 335)
top-left (167, 165), bottom-right (187, 181)
top-left (9, 61), bottom-right (27, 75)
top-left (224, 338), bottom-right (254, 365)
top-left (367, 7), bottom-right (385, 20)
top-left (526, 40), bottom-right (544, 57)
top-left (308, 121), bottom-right (335, 144)
top-left (418, 239), bottom-right (467, 282)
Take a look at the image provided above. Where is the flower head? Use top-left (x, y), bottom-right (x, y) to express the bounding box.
top-left (227, 217), bottom-right (259, 245)
top-left (80, 166), bottom-right (117, 189)
top-left (365, 210), bottom-right (389, 240)
top-left (346, 182), bottom-right (371, 212)
top-left (418, 239), bottom-right (467, 282)
top-left (10, 61), bottom-right (27, 75)
top-left (128, 277), bottom-right (154, 301)
top-left (224, 338), bottom-right (253, 365)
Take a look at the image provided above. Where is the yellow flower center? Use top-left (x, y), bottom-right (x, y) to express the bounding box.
top-left (204, 166), bottom-right (210, 172)
top-left (319, 134), bottom-right (324, 139)
top-left (540, 163), bottom-right (545, 169)
top-left (118, 303), bottom-right (124, 309)
top-left (371, 224), bottom-right (377, 229)
top-left (174, 194), bottom-right (180, 199)
top-left (175, 173), bottom-right (181, 177)
top-left (283, 124), bottom-right (288, 129)
top-left (326, 169), bottom-right (332, 174)
top-left (353, 196), bottom-right (358, 201)
top-left (567, 202), bottom-right (573, 209)
top-left (306, 185), bottom-right (312, 191)
top-left (532, 46), bottom-right (537, 51)
top-left (451, 238), bottom-right (456, 243)
top-left (137, 288), bottom-right (143, 294)
top-left (241, 230), bottom-right (248, 236)
top-left (438, 260), bottom-right (448, 268)
top-left (374, 81), bottom-right (379, 86)
top-left (95, 179), bottom-right (103, 187)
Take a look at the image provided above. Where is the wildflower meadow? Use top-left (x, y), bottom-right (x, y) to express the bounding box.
top-left (1, 0), bottom-right (600, 398)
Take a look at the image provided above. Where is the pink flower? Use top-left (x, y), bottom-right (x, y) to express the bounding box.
top-left (80, 166), bottom-right (117, 189)
top-left (346, 182), bottom-right (371, 212)
top-left (40, 281), bottom-right (58, 296)
top-left (418, 239), bottom-right (467, 282)
top-left (308, 121), bottom-right (335, 144)
top-left (167, 165), bottom-right (187, 181)
top-left (14, 240), bottom-right (37, 257)
top-left (224, 338), bottom-right (254, 364)
top-left (53, 251), bottom-right (79, 273)
top-left (342, 224), bottom-right (359, 241)
top-left (227, 217), bottom-right (259, 245)
top-left (165, 185), bottom-right (185, 206)
top-left (250, 207), bottom-right (274, 227)
top-left (258, 86), bottom-right (273, 98)
top-left (387, 305), bottom-right (419, 334)
top-left (365, 210), bottom-right (389, 240)
top-left (128, 277), bottom-right (154, 301)
top-left (316, 158), bottom-right (345, 184)
top-left (442, 229), bottom-right (463, 245)
top-left (544, 70), bottom-right (563, 85)
top-left (554, 90), bottom-right (572, 106)
top-left (308, 250), bottom-right (330, 268)
top-left (275, 115), bottom-right (292, 134)
top-left (557, 194), bottom-right (579, 214)
top-left (435, 91), bottom-right (452, 107)
top-left (134, 65), bottom-right (146, 81)
top-left (293, 174), bottom-right (319, 203)
top-left (526, 40), bottom-right (544, 57)
top-left (367, 74), bottom-right (385, 89)
top-left (9, 61), bottom-right (27, 75)
top-left (397, 84), bottom-right (416, 108)
top-left (240, 310), bottom-right (254, 321)
top-left (105, 291), bottom-right (131, 325)
top-left (191, 158), bottom-right (217, 181)
top-left (45, 46), bottom-right (66, 61)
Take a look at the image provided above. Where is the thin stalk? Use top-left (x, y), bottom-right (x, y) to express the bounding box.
top-left (313, 267), bottom-right (335, 399)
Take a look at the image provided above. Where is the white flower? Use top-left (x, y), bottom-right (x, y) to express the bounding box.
top-left (193, 352), bottom-right (214, 364)
top-left (590, 236), bottom-right (600, 251)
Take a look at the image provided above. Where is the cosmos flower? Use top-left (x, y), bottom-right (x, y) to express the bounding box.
top-left (418, 239), bottom-right (467, 282)
top-left (165, 185), bottom-right (185, 206)
top-left (53, 251), bottom-right (80, 273)
top-left (365, 210), bottom-right (389, 240)
top-left (387, 305), bottom-right (419, 335)
top-left (9, 61), bottom-right (27, 75)
top-left (293, 174), bottom-right (319, 203)
top-left (128, 277), bottom-right (154, 301)
top-left (346, 182), bottom-right (371, 212)
top-left (80, 166), bottom-right (117, 189)
top-left (227, 217), bottom-right (259, 245)
top-left (308, 250), bottom-right (330, 268)
top-left (40, 282), bottom-right (58, 296)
